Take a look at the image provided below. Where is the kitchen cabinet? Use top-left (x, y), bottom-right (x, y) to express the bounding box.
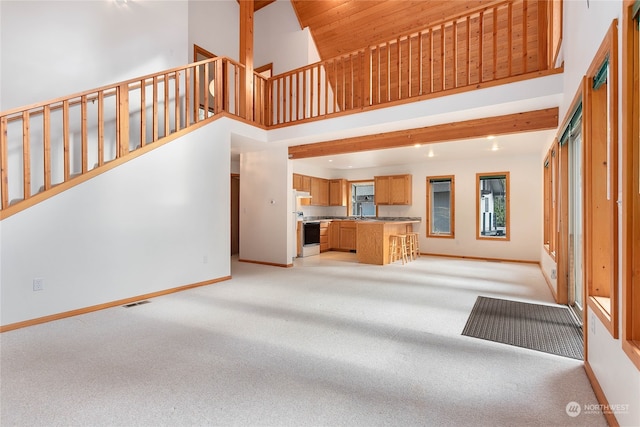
top-left (320, 222), bottom-right (330, 252)
top-left (339, 221), bottom-right (357, 250)
top-left (328, 221), bottom-right (357, 251)
top-left (329, 179), bottom-right (347, 206)
top-left (374, 174), bottom-right (412, 205)
top-left (293, 173), bottom-right (311, 192)
top-left (310, 177), bottom-right (329, 206)
top-left (329, 221), bottom-right (340, 249)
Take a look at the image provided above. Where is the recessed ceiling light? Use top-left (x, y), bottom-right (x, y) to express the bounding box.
top-left (414, 143), bottom-right (421, 148)
top-left (487, 135), bottom-right (495, 140)
top-left (427, 149), bottom-right (435, 158)
top-left (491, 143), bottom-right (499, 151)
top-left (328, 159), bottom-right (333, 162)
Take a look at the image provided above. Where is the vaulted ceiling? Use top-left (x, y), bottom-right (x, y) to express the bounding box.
top-left (289, 0), bottom-right (491, 59)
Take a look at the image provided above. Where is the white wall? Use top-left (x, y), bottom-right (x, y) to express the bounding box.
top-left (0, 0), bottom-right (189, 111)
top-left (239, 146), bottom-right (291, 265)
top-left (188, 0), bottom-right (239, 61)
top-left (0, 121), bottom-right (231, 327)
top-left (539, 1), bottom-right (640, 425)
top-left (254, 0), bottom-right (320, 75)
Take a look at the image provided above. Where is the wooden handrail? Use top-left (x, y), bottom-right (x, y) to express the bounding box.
top-left (0, 0), bottom-right (558, 214)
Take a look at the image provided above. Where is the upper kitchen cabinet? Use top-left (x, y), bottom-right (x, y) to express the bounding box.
top-left (329, 179), bottom-right (348, 206)
top-left (293, 173), bottom-right (311, 192)
top-left (310, 177), bottom-right (329, 206)
top-left (374, 174), bottom-right (412, 205)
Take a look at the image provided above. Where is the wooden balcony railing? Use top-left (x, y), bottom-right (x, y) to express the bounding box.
top-left (0, 57), bottom-right (268, 215)
top-left (269, 0), bottom-right (549, 126)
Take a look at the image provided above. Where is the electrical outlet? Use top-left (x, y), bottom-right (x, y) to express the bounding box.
top-left (590, 314), bottom-right (596, 334)
top-left (551, 269), bottom-right (557, 279)
top-left (33, 278), bottom-right (44, 292)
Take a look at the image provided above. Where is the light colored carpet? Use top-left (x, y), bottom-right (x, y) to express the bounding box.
top-left (0, 253), bottom-right (607, 426)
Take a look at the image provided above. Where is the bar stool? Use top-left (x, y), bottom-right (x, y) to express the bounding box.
top-left (389, 234), bottom-right (408, 265)
top-left (406, 232), bottom-right (420, 260)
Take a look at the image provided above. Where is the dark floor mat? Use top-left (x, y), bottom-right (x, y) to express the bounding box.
top-left (462, 296), bottom-right (584, 360)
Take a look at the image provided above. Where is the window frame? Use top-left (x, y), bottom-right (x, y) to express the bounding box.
top-left (426, 175), bottom-right (455, 238)
top-left (543, 146), bottom-right (558, 258)
top-left (476, 172), bottom-right (510, 241)
top-left (584, 20), bottom-right (619, 339)
top-left (622, 0), bottom-right (640, 370)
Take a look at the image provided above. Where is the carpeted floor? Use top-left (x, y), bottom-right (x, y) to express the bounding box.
top-left (461, 296), bottom-right (584, 360)
top-left (0, 254), bottom-right (606, 426)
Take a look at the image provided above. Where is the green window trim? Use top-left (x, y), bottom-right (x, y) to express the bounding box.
top-left (593, 56), bottom-right (609, 90)
top-left (560, 103), bottom-right (583, 146)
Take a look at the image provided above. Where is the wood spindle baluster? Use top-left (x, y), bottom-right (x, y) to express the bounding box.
top-left (152, 76), bottom-right (159, 141)
top-left (138, 82), bottom-right (145, 148)
top-left (43, 106), bottom-right (51, 190)
top-left (317, 64), bottom-right (322, 117)
top-left (174, 71), bottom-right (180, 132)
top-left (119, 83), bottom-right (130, 158)
top-left (22, 111), bottom-right (30, 199)
top-left (235, 66), bottom-right (240, 117)
top-left (193, 66), bottom-right (200, 123)
top-left (203, 66), bottom-right (210, 119)
top-left (81, 95), bottom-right (88, 172)
top-left (309, 66), bottom-right (315, 118)
top-left (185, 68), bottom-right (191, 126)
top-left (97, 91), bottom-right (105, 162)
top-left (0, 116), bottom-right (8, 209)
top-left (297, 71), bottom-right (301, 121)
top-left (324, 64), bottom-right (329, 115)
top-left (63, 100), bottom-right (70, 179)
top-left (302, 70), bottom-right (307, 119)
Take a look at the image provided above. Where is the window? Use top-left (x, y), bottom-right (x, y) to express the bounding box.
top-left (476, 172), bottom-right (509, 240)
top-left (585, 20), bottom-right (619, 338)
top-left (426, 176), bottom-right (455, 238)
top-left (350, 182), bottom-right (375, 217)
top-left (622, 0), bottom-right (640, 369)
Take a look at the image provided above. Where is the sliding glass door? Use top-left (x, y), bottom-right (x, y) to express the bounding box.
top-left (567, 114), bottom-right (584, 320)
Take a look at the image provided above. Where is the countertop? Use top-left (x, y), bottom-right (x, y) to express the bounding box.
top-left (303, 216), bottom-right (421, 223)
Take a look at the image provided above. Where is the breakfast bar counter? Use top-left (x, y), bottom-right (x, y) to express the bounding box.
top-left (355, 219), bottom-right (420, 265)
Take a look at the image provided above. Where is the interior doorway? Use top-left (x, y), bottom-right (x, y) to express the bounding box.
top-left (231, 174), bottom-right (240, 255)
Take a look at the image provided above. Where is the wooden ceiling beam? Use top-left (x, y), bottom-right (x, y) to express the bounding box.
top-left (288, 107), bottom-right (558, 159)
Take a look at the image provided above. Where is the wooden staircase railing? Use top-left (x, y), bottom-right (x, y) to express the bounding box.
top-left (0, 57), bottom-right (268, 216)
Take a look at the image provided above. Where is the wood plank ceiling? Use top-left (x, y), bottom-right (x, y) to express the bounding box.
top-left (289, 0), bottom-right (493, 59)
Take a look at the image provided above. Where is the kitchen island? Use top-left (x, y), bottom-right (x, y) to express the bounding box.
top-left (356, 219), bottom-right (420, 265)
